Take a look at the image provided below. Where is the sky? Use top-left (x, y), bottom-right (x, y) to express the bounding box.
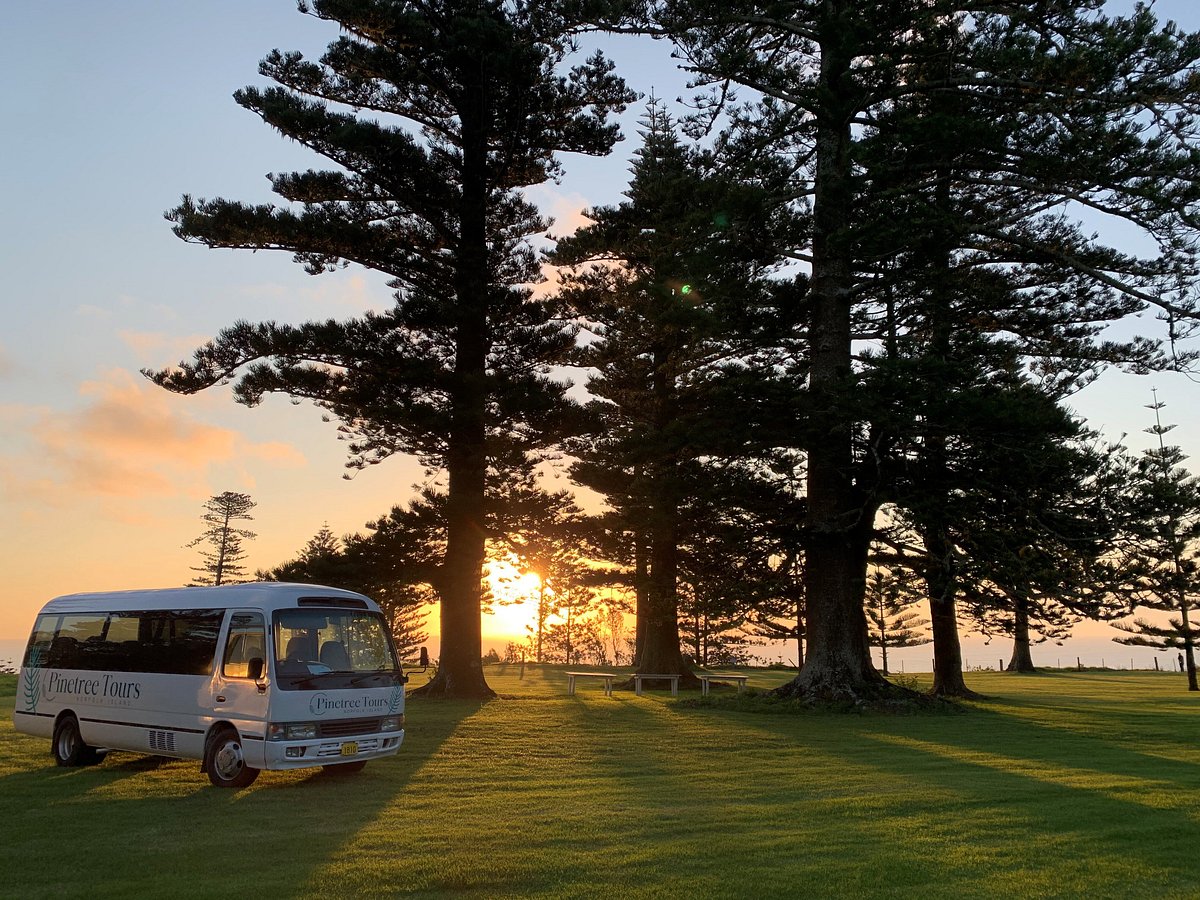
top-left (2, 1), bottom-right (1199, 671)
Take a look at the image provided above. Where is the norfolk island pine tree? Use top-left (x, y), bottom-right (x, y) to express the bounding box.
top-left (145, 1), bottom-right (635, 698)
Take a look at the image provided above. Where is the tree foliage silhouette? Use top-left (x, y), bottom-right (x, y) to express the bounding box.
top-left (145, 0), bottom-right (634, 698)
top-left (629, 0), bottom-right (1200, 701)
top-left (188, 491), bottom-right (257, 586)
top-left (1114, 395), bottom-right (1200, 691)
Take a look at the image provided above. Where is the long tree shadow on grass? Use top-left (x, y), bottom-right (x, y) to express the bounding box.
top-left (843, 709), bottom-right (1200, 894)
top-left (667, 690), bottom-right (1200, 894)
top-left (0, 698), bottom-right (479, 900)
top-left (500, 680), bottom-right (1200, 895)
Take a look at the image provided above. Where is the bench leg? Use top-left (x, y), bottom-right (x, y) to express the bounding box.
top-left (568, 676), bottom-right (575, 696)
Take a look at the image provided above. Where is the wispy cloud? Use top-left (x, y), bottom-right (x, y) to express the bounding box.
top-left (0, 369), bottom-right (305, 507)
top-left (233, 272), bottom-right (388, 317)
top-left (76, 294), bottom-right (179, 323)
top-left (74, 303), bottom-right (113, 320)
top-left (118, 330), bottom-right (216, 367)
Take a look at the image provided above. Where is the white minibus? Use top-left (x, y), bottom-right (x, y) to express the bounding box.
top-left (13, 583), bottom-right (413, 788)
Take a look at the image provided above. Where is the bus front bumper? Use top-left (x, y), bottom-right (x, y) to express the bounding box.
top-left (262, 730), bottom-right (404, 770)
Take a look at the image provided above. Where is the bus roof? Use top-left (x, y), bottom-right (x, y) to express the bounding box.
top-left (39, 582), bottom-right (378, 614)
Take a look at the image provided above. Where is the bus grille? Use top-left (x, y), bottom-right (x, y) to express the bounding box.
top-left (148, 730), bottom-right (176, 752)
top-left (316, 738), bottom-right (381, 758)
top-left (317, 718), bottom-right (380, 738)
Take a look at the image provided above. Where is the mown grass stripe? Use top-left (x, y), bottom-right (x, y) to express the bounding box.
top-left (2, 668), bottom-right (1198, 898)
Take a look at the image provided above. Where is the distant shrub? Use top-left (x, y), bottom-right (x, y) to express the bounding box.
top-left (888, 673), bottom-right (922, 692)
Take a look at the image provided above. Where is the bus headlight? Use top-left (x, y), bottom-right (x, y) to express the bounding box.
top-left (267, 722), bottom-right (318, 741)
top-left (380, 715), bottom-right (404, 732)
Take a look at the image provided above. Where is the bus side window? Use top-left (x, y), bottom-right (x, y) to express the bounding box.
top-left (46, 636), bottom-right (78, 669)
top-left (173, 611), bottom-right (223, 676)
top-left (222, 613), bottom-right (266, 679)
top-left (57, 615), bottom-right (108, 670)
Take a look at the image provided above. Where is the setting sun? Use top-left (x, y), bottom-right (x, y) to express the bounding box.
top-left (487, 558), bottom-right (544, 605)
top-left (481, 558), bottom-right (546, 648)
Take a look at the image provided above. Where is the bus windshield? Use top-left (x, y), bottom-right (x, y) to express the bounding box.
top-left (273, 608), bottom-right (401, 690)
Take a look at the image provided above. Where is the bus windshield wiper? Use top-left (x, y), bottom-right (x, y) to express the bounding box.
top-left (347, 669), bottom-right (392, 686)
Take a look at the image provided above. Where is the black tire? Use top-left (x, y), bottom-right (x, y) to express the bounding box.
top-left (52, 714), bottom-right (99, 767)
top-left (322, 760), bottom-right (367, 775)
top-left (205, 727), bottom-right (260, 789)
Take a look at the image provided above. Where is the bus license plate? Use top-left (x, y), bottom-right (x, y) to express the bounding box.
top-left (340, 742), bottom-right (358, 756)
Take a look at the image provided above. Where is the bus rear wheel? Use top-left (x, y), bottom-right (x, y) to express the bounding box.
top-left (205, 727), bottom-right (259, 789)
top-left (53, 714), bottom-right (100, 767)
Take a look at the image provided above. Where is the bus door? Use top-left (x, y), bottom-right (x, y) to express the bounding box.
top-left (212, 611), bottom-right (270, 748)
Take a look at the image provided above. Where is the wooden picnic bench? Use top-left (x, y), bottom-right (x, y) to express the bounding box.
top-left (633, 673), bottom-right (680, 696)
top-left (566, 671), bottom-right (618, 696)
top-left (699, 674), bottom-right (750, 696)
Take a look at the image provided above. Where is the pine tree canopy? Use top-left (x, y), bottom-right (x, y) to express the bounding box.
top-left (146, 0), bottom-right (636, 475)
top-left (188, 491), bottom-right (258, 586)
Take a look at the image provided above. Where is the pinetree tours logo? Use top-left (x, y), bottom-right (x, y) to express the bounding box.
top-left (308, 691), bottom-right (395, 716)
top-left (22, 648), bottom-right (42, 713)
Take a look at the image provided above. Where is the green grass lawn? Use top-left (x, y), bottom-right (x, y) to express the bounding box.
top-left (2, 666), bottom-right (1199, 899)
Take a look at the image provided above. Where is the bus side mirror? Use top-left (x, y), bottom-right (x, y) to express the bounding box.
top-left (419, 647), bottom-right (429, 668)
top-left (248, 657), bottom-right (265, 681)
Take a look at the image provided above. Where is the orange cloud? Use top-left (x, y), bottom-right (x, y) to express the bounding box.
top-left (541, 192), bottom-right (595, 240)
top-left (246, 441), bottom-right (307, 466)
top-left (528, 261), bottom-right (567, 301)
top-left (65, 373), bottom-right (239, 465)
top-left (0, 369), bottom-right (306, 506)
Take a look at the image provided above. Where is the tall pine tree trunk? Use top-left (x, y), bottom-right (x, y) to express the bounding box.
top-left (633, 504), bottom-right (694, 682)
top-left (778, 9), bottom-right (890, 701)
top-left (632, 347), bottom-right (694, 685)
top-left (1180, 597), bottom-right (1198, 692)
top-left (795, 582), bottom-right (806, 669)
top-left (879, 612), bottom-right (891, 676)
top-left (1007, 593), bottom-right (1036, 673)
top-left (924, 523), bottom-right (978, 698)
top-left (920, 154), bottom-right (978, 699)
top-left (632, 536), bottom-right (648, 668)
top-left (214, 509), bottom-right (232, 586)
top-left (414, 81), bottom-right (493, 699)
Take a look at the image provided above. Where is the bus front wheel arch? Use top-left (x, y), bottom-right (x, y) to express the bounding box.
top-left (204, 725), bottom-right (260, 789)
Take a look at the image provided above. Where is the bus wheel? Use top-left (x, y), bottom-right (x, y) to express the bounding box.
top-left (53, 714), bottom-right (97, 767)
top-left (205, 728), bottom-right (260, 789)
top-left (322, 761), bottom-right (367, 775)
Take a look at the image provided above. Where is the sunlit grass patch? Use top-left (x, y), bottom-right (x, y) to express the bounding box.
top-left (3, 669), bottom-right (1200, 898)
